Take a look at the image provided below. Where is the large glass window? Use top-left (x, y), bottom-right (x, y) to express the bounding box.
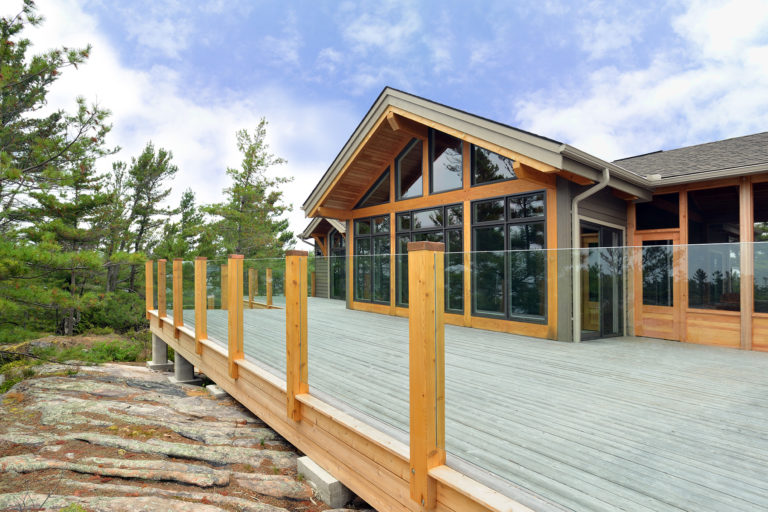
top-left (354, 216), bottom-right (390, 304)
top-left (471, 145), bottom-right (517, 186)
top-left (356, 168), bottom-right (390, 208)
top-left (642, 241), bottom-right (673, 306)
top-left (396, 139), bottom-right (423, 200)
top-left (329, 229), bottom-right (346, 301)
top-left (688, 186), bottom-right (740, 311)
top-left (429, 129), bottom-right (462, 193)
top-left (396, 204), bottom-right (463, 313)
top-left (755, 182), bottom-right (768, 313)
top-left (472, 191), bottom-right (547, 322)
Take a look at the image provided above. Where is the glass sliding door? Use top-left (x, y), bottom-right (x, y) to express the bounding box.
top-left (580, 222), bottom-right (624, 340)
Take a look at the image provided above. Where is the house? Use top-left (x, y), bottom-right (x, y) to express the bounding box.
top-left (301, 87), bottom-right (768, 350)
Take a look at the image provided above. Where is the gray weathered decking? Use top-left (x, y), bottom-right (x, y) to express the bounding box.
top-left (178, 299), bottom-right (768, 512)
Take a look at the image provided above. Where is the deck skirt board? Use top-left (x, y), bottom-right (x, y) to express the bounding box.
top-left (170, 299), bottom-right (768, 511)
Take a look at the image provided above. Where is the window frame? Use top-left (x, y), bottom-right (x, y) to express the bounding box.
top-left (353, 215), bottom-right (390, 305)
top-left (428, 128), bottom-right (464, 195)
top-left (355, 167), bottom-right (391, 209)
top-left (395, 138), bottom-right (424, 202)
top-left (395, 204), bottom-right (464, 313)
top-left (470, 190), bottom-right (548, 324)
top-left (470, 144), bottom-right (519, 188)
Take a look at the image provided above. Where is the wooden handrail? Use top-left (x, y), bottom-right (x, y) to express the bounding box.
top-left (227, 255), bottom-right (244, 378)
top-left (145, 260), bottom-right (153, 319)
top-left (173, 258), bottom-right (183, 339)
top-left (157, 259), bottom-right (167, 326)
top-left (285, 251), bottom-right (309, 421)
top-left (407, 241), bottom-right (446, 510)
top-left (195, 257), bottom-right (207, 355)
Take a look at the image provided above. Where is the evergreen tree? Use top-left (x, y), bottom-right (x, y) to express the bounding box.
top-left (204, 120), bottom-right (294, 258)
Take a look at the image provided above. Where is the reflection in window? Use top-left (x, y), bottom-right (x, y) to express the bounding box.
top-left (395, 204), bottom-right (463, 312)
top-left (329, 229), bottom-right (346, 301)
top-left (754, 182), bottom-right (768, 313)
top-left (396, 139), bottom-right (423, 200)
top-left (472, 191), bottom-right (546, 322)
top-left (430, 129), bottom-right (462, 193)
top-left (356, 169), bottom-right (390, 208)
top-left (354, 216), bottom-right (389, 304)
top-left (688, 187), bottom-right (740, 310)
top-left (642, 241), bottom-right (673, 306)
top-left (636, 193), bottom-right (679, 230)
top-left (471, 146), bottom-right (517, 186)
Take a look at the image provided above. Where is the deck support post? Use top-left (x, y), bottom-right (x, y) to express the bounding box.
top-left (266, 268), bottom-right (273, 307)
top-left (157, 259), bottom-right (167, 327)
top-left (173, 258), bottom-right (183, 338)
top-left (227, 255), bottom-right (244, 379)
top-left (195, 257), bottom-right (208, 355)
top-left (147, 334), bottom-right (173, 372)
top-left (248, 268), bottom-right (256, 309)
top-left (145, 260), bottom-right (153, 319)
top-left (407, 241), bottom-right (446, 511)
top-left (285, 250), bottom-right (309, 421)
top-left (170, 351), bottom-right (201, 385)
top-left (221, 264), bottom-right (229, 310)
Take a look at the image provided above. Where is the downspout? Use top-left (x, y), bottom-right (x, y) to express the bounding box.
top-left (572, 167), bottom-right (610, 343)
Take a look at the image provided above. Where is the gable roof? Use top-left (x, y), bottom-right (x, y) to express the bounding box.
top-left (299, 217), bottom-right (346, 240)
top-left (615, 132), bottom-right (768, 182)
top-left (301, 87), bottom-right (652, 216)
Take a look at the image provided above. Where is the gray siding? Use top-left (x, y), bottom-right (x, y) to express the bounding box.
top-left (314, 257), bottom-right (329, 298)
top-left (556, 177), bottom-right (574, 342)
top-left (577, 186), bottom-right (628, 228)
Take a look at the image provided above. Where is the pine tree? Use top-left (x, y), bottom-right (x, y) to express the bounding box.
top-left (204, 120), bottom-right (294, 258)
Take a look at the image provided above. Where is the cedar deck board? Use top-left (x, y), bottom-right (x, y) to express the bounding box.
top-left (172, 298), bottom-right (768, 512)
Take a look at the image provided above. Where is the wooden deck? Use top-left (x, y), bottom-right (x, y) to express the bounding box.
top-left (176, 298), bottom-right (768, 512)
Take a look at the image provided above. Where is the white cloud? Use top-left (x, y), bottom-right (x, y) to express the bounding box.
top-left (341, 0), bottom-right (421, 56)
top-left (23, 0), bottom-right (356, 241)
top-left (513, 0), bottom-right (768, 160)
top-left (261, 11), bottom-right (302, 67)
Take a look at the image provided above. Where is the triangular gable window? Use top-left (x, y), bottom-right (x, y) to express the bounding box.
top-left (356, 168), bottom-right (390, 208)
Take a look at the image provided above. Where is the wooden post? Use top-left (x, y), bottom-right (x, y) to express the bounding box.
top-left (248, 268), bottom-right (256, 309)
top-left (145, 260), bottom-right (153, 319)
top-left (173, 258), bottom-right (183, 338)
top-left (195, 257), bottom-right (208, 355)
top-left (679, 191), bottom-right (689, 342)
top-left (266, 268), bottom-right (273, 307)
top-left (310, 271), bottom-right (316, 298)
top-left (221, 264), bottom-right (229, 310)
top-left (740, 178), bottom-right (754, 350)
top-left (285, 250), bottom-right (309, 421)
top-left (407, 241), bottom-right (446, 510)
top-left (227, 255), bottom-right (244, 378)
top-left (157, 259), bottom-right (167, 325)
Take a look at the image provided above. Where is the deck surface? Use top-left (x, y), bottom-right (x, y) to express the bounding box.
top-left (178, 299), bottom-right (768, 512)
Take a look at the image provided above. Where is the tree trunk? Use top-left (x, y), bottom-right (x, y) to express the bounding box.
top-left (106, 263), bottom-right (119, 293)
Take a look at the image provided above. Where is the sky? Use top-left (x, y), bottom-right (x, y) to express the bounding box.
top-left (6, 0), bottom-right (768, 244)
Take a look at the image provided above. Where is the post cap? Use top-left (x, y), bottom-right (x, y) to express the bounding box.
top-left (157, 259), bottom-right (167, 262)
top-left (406, 241), bottom-right (445, 252)
top-left (173, 258), bottom-right (183, 261)
top-left (286, 250), bottom-right (309, 256)
top-left (228, 254), bottom-right (245, 259)
top-left (195, 256), bottom-right (207, 260)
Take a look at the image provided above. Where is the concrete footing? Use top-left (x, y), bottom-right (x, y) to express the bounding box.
top-left (297, 456), bottom-right (352, 508)
top-left (205, 385), bottom-right (229, 399)
top-left (146, 334), bottom-right (173, 372)
top-left (168, 351), bottom-right (202, 385)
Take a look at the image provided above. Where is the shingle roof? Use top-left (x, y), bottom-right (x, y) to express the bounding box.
top-left (614, 132), bottom-right (768, 179)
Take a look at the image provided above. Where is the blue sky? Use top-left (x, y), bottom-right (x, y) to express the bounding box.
top-left (9, 0), bottom-right (768, 241)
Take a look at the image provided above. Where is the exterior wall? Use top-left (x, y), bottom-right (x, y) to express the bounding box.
top-left (576, 185), bottom-right (628, 228)
top-left (556, 177), bottom-right (574, 342)
top-left (314, 256), bottom-right (329, 299)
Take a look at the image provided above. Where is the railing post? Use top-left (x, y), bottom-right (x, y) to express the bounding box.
top-left (221, 263), bottom-right (229, 310)
top-left (266, 268), bottom-right (273, 307)
top-left (248, 268), bottom-right (256, 309)
top-left (227, 255), bottom-right (244, 378)
top-left (407, 241), bottom-right (446, 510)
top-left (145, 260), bottom-right (153, 319)
top-left (173, 258), bottom-right (183, 338)
top-left (157, 259), bottom-right (167, 326)
top-left (311, 271), bottom-right (316, 298)
top-left (195, 257), bottom-right (208, 355)
top-left (285, 251), bottom-right (309, 421)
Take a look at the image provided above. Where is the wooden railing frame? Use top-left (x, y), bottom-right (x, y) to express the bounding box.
top-left (145, 260), bottom-right (153, 319)
top-left (266, 268), bottom-right (273, 307)
top-left (146, 250), bottom-right (526, 512)
top-left (248, 268), bottom-right (256, 309)
top-left (173, 258), bottom-right (183, 338)
top-left (157, 259), bottom-right (167, 327)
top-left (227, 255), bottom-right (244, 378)
top-left (221, 263), bottom-right (229, 311)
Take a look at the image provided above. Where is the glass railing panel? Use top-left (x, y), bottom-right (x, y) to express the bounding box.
top-left (240, 257), bottom-right (286, 374)
top-left (203, 260), bottom-right (226, 345)
top-left (180, 260), bottom-right (195, 328)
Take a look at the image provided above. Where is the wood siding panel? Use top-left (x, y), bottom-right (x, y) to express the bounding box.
top-left (315, 257), bottom-right (330, 299)
top-left (752, 316), bottom-right (768, 352)
top-left (685, 310), bottom-right (741, 348)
